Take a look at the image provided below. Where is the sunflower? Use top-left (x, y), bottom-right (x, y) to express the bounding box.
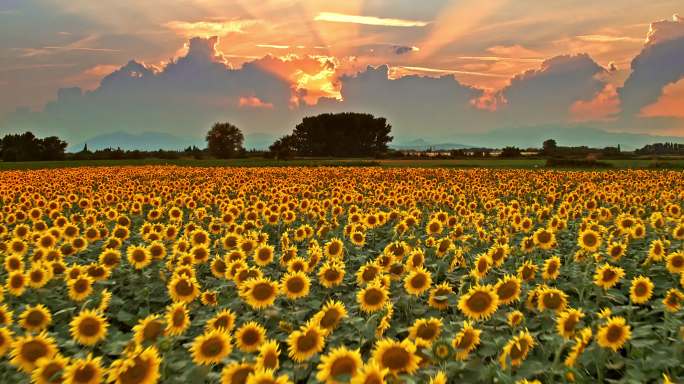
top-left (210, 257), bottom-right (228, 278)
top-left (0, 304), bottom-right (14, 326)
top-left (647, 239), bottom-right (665, 262)
top-left (190, 330), bottom-right (233, 365)
top-left (507, 310), bottom-right (525, 327)
top-left (452, 320), bottom-right (481, 360)
top-left (27, 264), bottom-right (52, 288)
top-left (356, 262), bottom-right (381, 285)
top-left (629, 275), bottom-right (654, 304)
top-left (533, 228), bottom-right (555, 250)
top-left (593, 263), bottom-right (625, 290)
top-left (132, 315), bottom-right (165, 345)
top-left (287, 322), bottom-right (326, 363)
top-left (542, 256), bottom-right (561, 280)
top-left (666, 251), bottom-right (684, 274)
top-left (221, 361), bottom-right (255, 384)
top-left (428, 282), bottom-right (453, 310)
top-left (350, 231), bottom-right (366, 247)
top-left (324, 238), bottom-right (344, 259)
top-left (458, 284), bottom-right (499, 320)
top-left (606, 242), bottom-right (626, 261)
top-left (63, 354), bottom-right (103, 384)
top-left (68, 309), bottom-right (108, 347)
top-left (19, 304), bottom-right (52, 333)
top-left (108, 346), bottom-right (161, 384)
top-left (372, 338), bottom-right (421, 375)
top-left (318, 262), bottom-right (345, 288)
top-left (499, 330), bottom-right (535, 368)
top-left (564, 327), bottom-right (592, 367)
top-left (578, 229), bottom-right (602, 252)
top-left (165, 302), bottom-right (190, 336)
top-left (495, 275), bottom-right (522, 305)
top-left (256, 340), bottom-right (280, 371)
top-left (536, 286), bottom-right (568, 312)
top-left (403, 267), bottom-right (432, 296)
top-left (0, 327), bottom-right (14, 357)
top-left (408, 317), bottom-right (442, 347)
top-left (281, 271), bottom-right (310, 300)
top-left (32, 354), bottom-right (69, 384)
top-left (316, 346), bottom-right (363, 384)
top-left (235, 321), bottom-right (267, 353)
top-left (350, 361), bottom-right (388, 384)
top-left (357, 283), bottom-right (389, 313)
top-left (597, 316), bottom-right (631, 351)
top-left (127, 245), bottom-right (152, 269)
top-left (240, 277), bottom-right (279, 309)
top-left (68, 275), bottom-right (94, 301)
top-left (245, 368), bottom-right (292, 384)
top-left (167, 275), bottom-right (200, 303)
top-left (426, 219), bottom-right (443, 237)
top-left (251, 244), bottom-right (274, 267)
top-left (663, 288), bottom-right (684, 312)
top-left (206, 308), bottom-right (236, 333)
top-left (517, 260), bottom-right (537, 282)
top-left (556, 308), bottom-right (584, 339)
top-left (312, 300), bottom-right (347, 335)
top-left (5, 254), bottom-right (24, 272)
top-left (10, 331), bottom-right (58, 372)
top-left (471, 254), bottom-right (492, 279)
top-left (7, 270), bottom-right (27, 296)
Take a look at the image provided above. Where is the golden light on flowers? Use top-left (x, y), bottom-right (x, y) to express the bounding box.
top-left (597, 316), bottom-right (631, 351)
top-left (316, 346), bottom-right (363, 384)
top-left (190, 330), bottom-right (233, 365)
top-left (629, 276), bottom-right (654, 304)
top-left (127, 245), bottom-right (152, 269)
top-left (458, 284), bottom-right (499, 320)
top-left (0, 165), bottom-right (682, 383)
top-left (70, 309), bottom-right (108, 346)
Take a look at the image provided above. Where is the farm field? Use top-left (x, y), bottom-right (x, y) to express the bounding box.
top-left (0, 166), bottom-right (683, 383)
top-left (1, 157), bottom-right (684, 170)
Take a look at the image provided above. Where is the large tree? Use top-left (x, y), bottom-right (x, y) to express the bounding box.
top-left (0, 132), bottom-right (67, 161)
top-left (206, 122), bottom-right (245, 159)
top-left (271, 112), bottom-right (392, 158)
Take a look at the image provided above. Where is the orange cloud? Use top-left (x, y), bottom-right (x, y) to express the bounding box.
top-left (314, 12), bottom-right (429, 27)
top-left (165, 19), bottom-right (258, 38)
top-left (238, 96), bottom-right (274, 109)
top-left (640, 78), bottom-right (684, 118)
top-left (570, 84), bottom-right (620, 122)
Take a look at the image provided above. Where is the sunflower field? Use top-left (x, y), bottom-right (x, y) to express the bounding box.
top-left (0, 166), bottom-right (683, 384)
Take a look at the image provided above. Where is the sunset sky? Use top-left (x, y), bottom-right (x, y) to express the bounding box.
top-left (1, 0), bottom-right (684, 147)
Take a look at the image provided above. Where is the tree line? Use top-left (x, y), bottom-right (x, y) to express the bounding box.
top-left (1, 113), bottom-right (681, 162)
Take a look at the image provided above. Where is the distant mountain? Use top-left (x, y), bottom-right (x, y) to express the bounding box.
top-left (71, 131), bottom-right (278, 152)
top-left (391, 138), bottom-right (472, 150)
top-left (71, 132), bottom-right (203, 152)
top-left (462, 126), bottom-right (684, 150)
